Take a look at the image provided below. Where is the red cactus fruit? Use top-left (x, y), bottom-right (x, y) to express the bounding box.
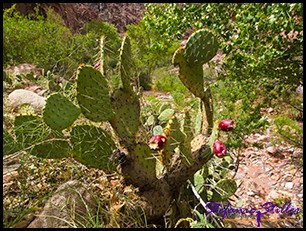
top-left (218, 119), bottom-right (235, 131)
top-left (93, 61), bottom-right (101, 69)
top-left (148, 135), bottom-right (167, 151)
top-left (213, 140), bottom-right (227, 157)
top-left (180, 40), bottom-right (187, 47)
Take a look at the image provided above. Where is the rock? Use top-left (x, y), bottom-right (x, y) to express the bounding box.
top-left (284, 182), bottom-right (293, 189)
top-left (247, 191), bottom-right (255, 196)
top-left (267, 146), bottom-right (277, 154)
top-left (271, 174), bottom-right (280, 181)
top-left (267, 190), bottom-right (279, 200)
top-left (28, 180), bottom-right (97, 228)
top-left (6, 89), bottom-right (46, 113)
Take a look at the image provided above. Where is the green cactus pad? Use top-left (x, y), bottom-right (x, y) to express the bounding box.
top-left (158, 108), bottom-right (175, 124)
top-left (184, 29), bottom-right (219, 64)
top-left (43, 93), bottom-right (81, 131)
top-left (212, 178), bottom-right (238, 201)
top-left (195, 101), bottom-right (203, 134)
top-left (180, 111), bottom-right (194, 166)
top-left (145, 115), bottom-right (155, 126)
top-left (3, 129), bottom-right (19, 156)
top-left (162, 116), bottom-right (185, 166)
top-left (29, 140), bottom-right (70, 159)
top-left (70, 125), bottom-right (116, 171)
top-left (14, 115), bottom-right (50, 149)
top-left (109, 89), bottom-right (140, 148)
top-left (172, 48), bottom-right (205, 99)
top-left (130, 143), bottom-right (157, 181)
top-left (183, 111), bottom-right (193, 138)
top-left (76, 65), bottom-right (114, 122)
top-left (153, 125), bottom-right (164, 136)
top-left (118, 35), bottom-right (133, 92)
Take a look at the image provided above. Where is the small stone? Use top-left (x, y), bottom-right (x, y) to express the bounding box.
top-left (271, 174), bottom-right (280, 181)
top-left (285, 182), bottom-right (293, 189)
top-left (268, 190), bottom-right (279, 199)
top-left (284, 176), bottom-right (293, 182)
top-left (267, 146), bottom-right (276, 154)
top-left (298, 194), bottom-right (303, 198)
top-left (267, 107), bottom-right (274, 113)
top-left (247, 191), bottom-right (255, 196)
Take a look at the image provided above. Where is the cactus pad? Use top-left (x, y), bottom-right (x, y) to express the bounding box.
top-left (76, 65), bottom-right (114, 122)
top-left (43, 93), bottom-right (81, 131)
top-left (162, 116), bottom-right (185, 166)
top-left (118, 35), bottom-right (134, 92)
top-left (130, 143), bottom-right (157, 181)
top-left (180, 111), bottom-right (194, 166)
top-left (109, 89), bottom-right (140, 148)
top-left (184, 29), bottom-right (219, 64)
top-left (70, 125), bottom-right (116, 170)
top-left (158, 108), bottom-right (175, 124)
top-left (172, 48), bottom-right (205, 99)
top-left (29, 140), bottom-right (70, 159)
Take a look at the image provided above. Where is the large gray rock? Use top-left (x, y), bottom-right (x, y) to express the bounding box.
top-left (7, 89), bottom-right (46, 112)
top-left (28, 180), bottom-right (97, 228)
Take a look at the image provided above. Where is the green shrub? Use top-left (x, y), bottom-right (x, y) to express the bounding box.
top-left (273, 116), bottom-right (303, 148)
top-left (3, 5), bottom-right (121, 79)
top-left (151, 67), bottom-right (189, 93)
top-left (3, 5), bottom-right (76, 77)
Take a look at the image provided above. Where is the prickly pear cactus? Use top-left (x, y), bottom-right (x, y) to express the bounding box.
top-left (43, 93), bottom-right (81, 131)
top-left (109, 34), bottom-right (141, 149)
top-left (184, 29), bottom-right (219, 64)
top-left (5, 29), bottom-right (231, 224)
top-left (118, 34), bottom-right (134, 92)
top-left (76, 65), bottom-right (114, 122)
top-left (173, 29), bottom-right (218, 134)
top-left (172, 48), bottom-right (205, 99)
top-left (70, 125), bottom-right (116, 170)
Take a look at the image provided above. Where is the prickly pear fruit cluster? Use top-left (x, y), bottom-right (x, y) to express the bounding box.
top-left (213, 119), bottom-right (236, 158)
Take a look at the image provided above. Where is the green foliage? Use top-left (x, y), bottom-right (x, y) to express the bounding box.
top-left (3, 129), bottom-right (19, 156)
top-left (3, 4), bottom-right (121, 79)
top-left (151, 67), bottom-right (189, 93)
top-left (143, 3), bottom-right (303, 138)
top-left (80, 19), bottom-right (121, 59)
top-left (127, 19), bottom-right (180, 89)
top-left (14, 115), bottom-right (50, 149)
top-left (3, 5), bottom-right (74, 77)
top-left (273, 116), bottom-right (303, 148)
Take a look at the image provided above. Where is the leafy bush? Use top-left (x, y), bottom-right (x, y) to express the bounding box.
top-left (142, 3), bottom-right (303, 149)
top-left (273, 115), bottom-right (303, 148)
top-left (127, 19), bottom-right (180, 89)
top-left (80, 20), bottom-right (121, 68)
top-left (3, 4), bottom-right (121, 79)
top-left (151, 67), bottom-right (189, 93)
